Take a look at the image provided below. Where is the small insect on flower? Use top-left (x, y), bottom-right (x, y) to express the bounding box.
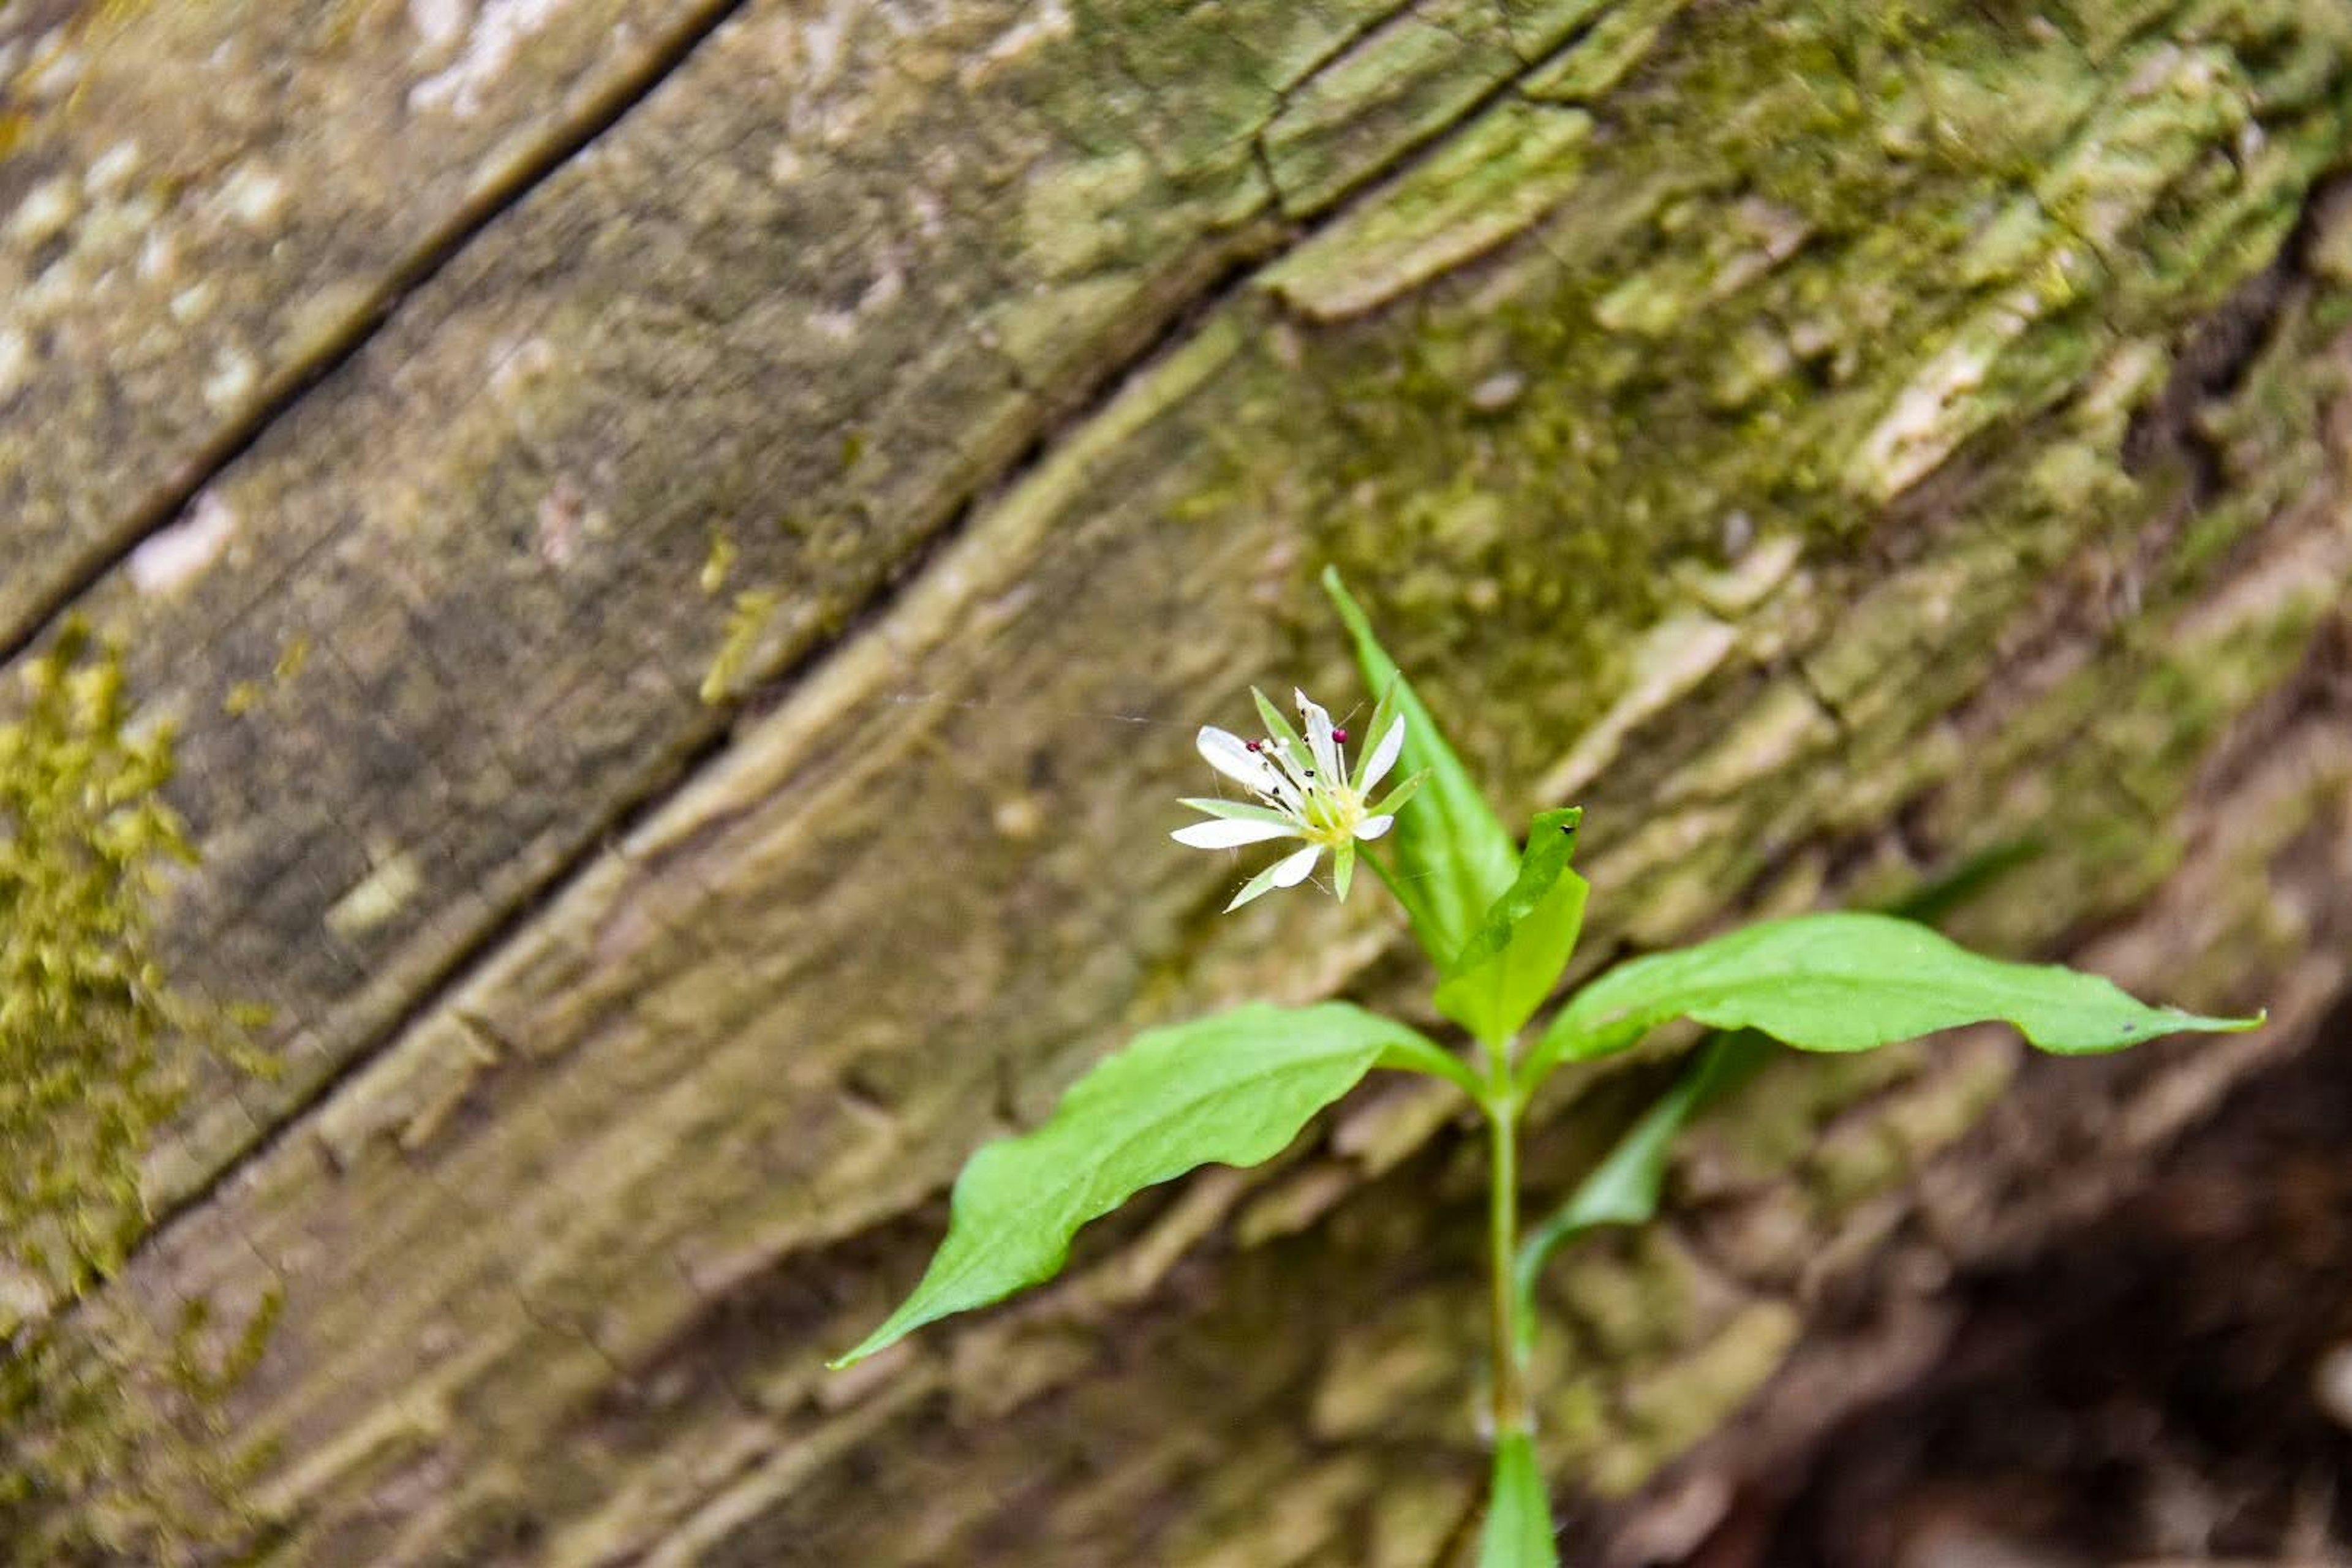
top-left (1173, 686), bottom-right (1427, 911)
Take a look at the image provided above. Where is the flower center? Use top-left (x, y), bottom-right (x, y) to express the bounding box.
top-left (1298, 782), bottom-right (1363, 844)
top-left (1249, 729), bottom-right (1365, 846)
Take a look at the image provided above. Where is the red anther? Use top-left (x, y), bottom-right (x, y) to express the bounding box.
top-left (1245, 739), bottom-right (1262, 752)
top-left (1332, 728), bottom-right (1349, 744)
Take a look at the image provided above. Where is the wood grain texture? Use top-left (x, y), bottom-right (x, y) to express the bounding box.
top-left (10, 0), bottom-right (2352, 1561)
top-left (0, 0), bottom-right (755, 650)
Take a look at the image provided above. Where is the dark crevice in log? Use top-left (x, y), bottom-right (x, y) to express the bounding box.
top-left (1256, 0), bottom-right (1665, 291)
top-left (1739, 980), bottom-right (2352, 1568)
top-left (2124, 169), bottom-right (2348, 500)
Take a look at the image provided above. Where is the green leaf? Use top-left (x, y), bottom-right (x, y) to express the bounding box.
top-left (1512, 1033), bottom-right (1773, 1352)
top-left (1321, 567), bottom-right (1517, 969)
top-left (1433, 809), bottom-right (1589, 1047)
top-left (1510, 852), bottom-right (2061, 1348)
top-left (1523, 911), bottom-right (2263, 1093)
top-left (1367, 767), bottom-right (1429, 820)
top-left (831, 1002), bottom-right (1449, 1367)
top-left (1477, 1433), bottom-right (1559, 1568)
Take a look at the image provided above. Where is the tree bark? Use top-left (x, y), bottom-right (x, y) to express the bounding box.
top-left (5, 0), bottom-right (2351, 1562)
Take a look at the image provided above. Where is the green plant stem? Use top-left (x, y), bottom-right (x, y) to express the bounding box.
top-left (1483, 1049), bottom-right (1530, 1442)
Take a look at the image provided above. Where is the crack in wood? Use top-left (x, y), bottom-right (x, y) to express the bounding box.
top-left (0, 0), bottom-right (752, 668)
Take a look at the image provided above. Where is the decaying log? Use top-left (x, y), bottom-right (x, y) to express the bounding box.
top-left (4, 0), bottom-right (2351, 1562)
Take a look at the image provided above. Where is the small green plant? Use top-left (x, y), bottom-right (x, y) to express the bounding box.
top-left (831, 569), bottom-right (2261, 1562)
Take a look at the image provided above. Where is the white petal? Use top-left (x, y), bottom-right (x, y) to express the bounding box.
top-left (1294, 688), bottom-right (1338, 781)
top-left (1197, 726), bottom-right (1274, 790)
top-left (1269, 843), bottom-right (1321, 887)
top-left (1359, 714), bottom-right (1406, 791)
top-left (1180, 797), bottom-right (1298, 826)
top-left (1354, 814), bottom-right (1394, 840)
top-left (1172, 818), bottom-right (1299, 849)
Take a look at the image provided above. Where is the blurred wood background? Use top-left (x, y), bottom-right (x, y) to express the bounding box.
top-left (3, 0), bottom-right (2350, 1562)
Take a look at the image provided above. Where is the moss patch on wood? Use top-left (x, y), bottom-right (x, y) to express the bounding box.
top-left (0, 624), bottom-right (273, 1563)
top-left (1, 621), bottom-right (195, 1306)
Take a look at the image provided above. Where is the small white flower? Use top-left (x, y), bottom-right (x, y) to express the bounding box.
top-left (1174, 685), bottom-right (1425, 911)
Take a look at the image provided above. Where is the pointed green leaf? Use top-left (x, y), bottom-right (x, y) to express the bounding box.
top-left (1249, 684), bottom-right (1306, 750)
top-left (832, 1003), bottom-right (1446, 1367)
top-left (1321, 567), bottom-right (1517, 969)
top-left (1513, 1033), bottom-right (1773, 1352)
top-left (1224, 851), bottom-right (1300, 912)
top-left (1433, 809), bottom-right (1589, 1047)
top-left (1512, 856), bottom-right (2059, 1347)
top-left (1523, 911), bottom-right (2262, 1093)
top-left (1478, 1433), bottom-right (1559, 1568)
top-left (1367, 767), bottom-right (1428, 820)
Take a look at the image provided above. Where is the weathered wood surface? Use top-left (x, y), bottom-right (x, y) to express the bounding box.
top-left (0, 0), bottom-right (744, 650)
top-left (9, 0), bottom-right (2352, 1561)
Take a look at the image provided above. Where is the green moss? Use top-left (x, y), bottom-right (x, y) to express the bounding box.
top-left (699, 589), bottom-right (781, 706)
top-left (0, 623), bottom-right (273, 1564)
top-left (1550, 1227), bottom-right (1706, 1362)
top-left (2, 1294), bottom-right (281, 1567)
top-left (1521, 0), bottom-right (1692, 102)
top-left (1589, 1301), bottom-right (1800, 1495)
top-left (1804, 1121), bottom-right (1910, 1215)
top-left (1261, 0), bottom-right (1519, 216)
top-left (1175, 0), bottom-right (2345, 810)
top-left (1924, 239), bottom-right (2352, 959)
top-left (0, 621), bottom-right (195, 1303)
top-left (1712, 1047), bottom-right (1921, 1184)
